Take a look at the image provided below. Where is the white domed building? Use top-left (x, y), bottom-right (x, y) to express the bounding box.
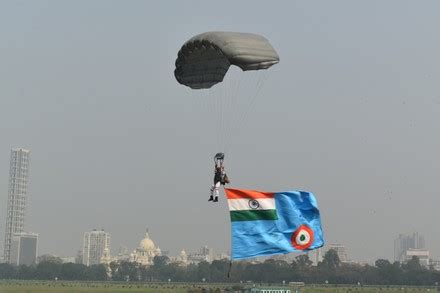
top-left (129, 230), bottom-right (161, 266)
top-left (100, 246), bottom-right (112, 277)
top-left (178, 249), bottom-right (187, 263)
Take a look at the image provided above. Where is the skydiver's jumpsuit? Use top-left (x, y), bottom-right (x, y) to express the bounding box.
top-left (210, 162), bottom-right (228, 200)
top-left (210, 167), bottom-right (222, 198)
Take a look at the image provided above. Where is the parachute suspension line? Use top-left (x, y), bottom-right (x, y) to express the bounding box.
top-left (196, 89), bottom-right (204, 129)
top-left (224, 71), bottom-right (269, 155)
top-left (219, 81), bottom-right (227, 151)
top-left (210, 87), bottom-right (218, 148)
top-left (218, 81), bottom-right (227, 151)
top-left (198, 89), bottom-right (209, 123)
top-left (190, 87), bottom-right (203, 125)
top-left (238, 71), bottom-right (269, 132)
top-left (211, 86), bottom-right (217, 147)
top-left (201, 89), bottom-right (210, 118)
top-left (199, 88), bottom-right (211, 144)
top-left (187, 67), bottom-right (269, 156)
top-left (196, 79), bottom-right (230, 152)
top-left (214, 86), bottom-right (223, 152)
top-left (210, 70), bottom-right (245, 153)
top-left (220, 77), bottom-right (235, 153)
top-left (216, 80), bottom-right (226, 151)
top-left (229, 72), bottom-right (268, 152)
top-left (219, 82), bottom-right (225, 151)
top-left (222, 79), bottom-right (247, 154)
top-left (221, 72), bottom-right (243, 152)
top-left (204, 89), bottom-right (214, 140)
top-left (216, 83), bottom-right (224, 149)
top-left (222, 70), bottom-right (254, 153)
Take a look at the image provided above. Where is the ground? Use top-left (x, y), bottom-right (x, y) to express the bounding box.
top-left (0, 281), bottom-right (438, 293)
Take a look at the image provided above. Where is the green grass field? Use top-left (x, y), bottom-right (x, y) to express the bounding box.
top-left (0, 281), bottom-right (438, 293)
top-left (0, 282), bottom-right (188, 293)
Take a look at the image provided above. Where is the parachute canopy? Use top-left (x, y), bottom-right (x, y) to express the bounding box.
top-left (175, 32), bottom-right (279, 89)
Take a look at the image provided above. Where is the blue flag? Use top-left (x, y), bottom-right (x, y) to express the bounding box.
top-left (225, 188), bottom-right (324, 260)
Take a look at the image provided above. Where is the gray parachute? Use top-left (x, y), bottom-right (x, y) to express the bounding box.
top-left (174, 32), bottom-right (279, 89)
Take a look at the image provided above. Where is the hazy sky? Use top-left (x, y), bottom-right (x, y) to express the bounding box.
top-left (1, 1), bottom-right (440, 262)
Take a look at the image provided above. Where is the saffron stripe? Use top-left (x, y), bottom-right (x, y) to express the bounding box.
top-left (225, 188), bottom-right (274, 200)
top-left (230, 210), bottom-right (278, 222)
top-left (228, 198), bottom-right (276, 211)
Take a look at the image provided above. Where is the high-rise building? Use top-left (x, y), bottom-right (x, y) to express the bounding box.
top-left (60, 256), bottom-right (76, 264)
top-left (328, 244), bottom-right (348, 263)
top-left (308, 247), bottom-right (323, 266)
top-left (405, 249), bottom-right (429, 267)
top-left (187, 245), bottom-right (214, 264)
top-left (75, 250), bottom-right (83, 264)
top-left (82, 229), bottom-right (110, 266)
top-left (430, 259), bottom-right (440, 271)
top-left (4, 148), bottom-right (30, 263)
top-left (394, 232), bottom-right (425, 262)
top-left (115, 245), bottom-right (130, 261)
top-left (9, 232), bottom-right (38, 266)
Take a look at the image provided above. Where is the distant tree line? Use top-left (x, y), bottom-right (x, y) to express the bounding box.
top-left (1, 250), bottom-right (440, 286)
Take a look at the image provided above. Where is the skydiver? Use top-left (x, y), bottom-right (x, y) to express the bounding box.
top-left (209, 153), bottom-right (230, 202)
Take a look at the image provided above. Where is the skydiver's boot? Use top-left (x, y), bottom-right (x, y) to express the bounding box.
top-left (213, 196), bottom-right (218, 202)
top-left (209, 187), bottom-right (214, 201)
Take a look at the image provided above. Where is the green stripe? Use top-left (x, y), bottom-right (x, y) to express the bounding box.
top-left (230, 210), bottom-right (278, 222)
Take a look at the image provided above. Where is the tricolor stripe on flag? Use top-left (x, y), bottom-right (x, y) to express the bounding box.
top-left (225, 188), bottom-right (278, 221)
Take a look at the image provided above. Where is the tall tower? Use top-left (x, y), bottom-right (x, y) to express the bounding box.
top-left (82, 229), bottom-right (110, 266)
top-left (394, 232), bottom-right (425, 262)
top-left (308, 247), bottom-right (323, 266)
top-left (328, 243), bottom-right (348, 263)
top-left (9, 232), bottom-right (38, 266)
top-left (4, 148), bottom-right (30, 263)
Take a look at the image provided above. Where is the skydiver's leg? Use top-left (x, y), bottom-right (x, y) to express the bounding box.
top-left (209, 178), bottom-right (218, 201)
top-left (209, 185), bottom-right (214, 201)
top-left (213, 182), bottom-right (220, 202)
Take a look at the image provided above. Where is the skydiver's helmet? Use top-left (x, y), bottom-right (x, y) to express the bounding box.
top-left (214, 152), bottom-right (225, 167)
top-left (214, 153), bottom-right (225, 161)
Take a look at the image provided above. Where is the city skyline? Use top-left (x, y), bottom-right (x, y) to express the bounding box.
top-left (0, 148), bottom-right (435, 263)
top-left (31, 227), bottom-right (436, 266)
top-left (0, 147), bottom-right (438, 263)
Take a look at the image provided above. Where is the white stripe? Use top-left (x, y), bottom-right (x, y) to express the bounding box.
top-left (228, 198), bottom-right (276, 211)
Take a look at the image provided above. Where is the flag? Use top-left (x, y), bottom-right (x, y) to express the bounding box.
top-left (225, 188), bottom-right (324, 260)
